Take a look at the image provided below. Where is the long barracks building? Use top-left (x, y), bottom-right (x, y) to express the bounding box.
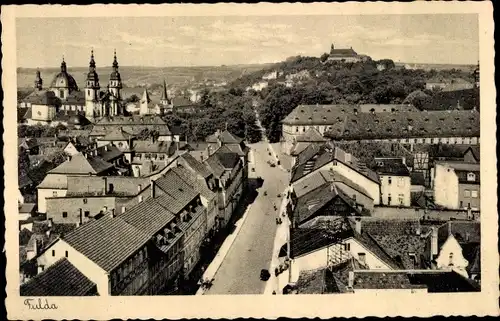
top-left (281, 104), bottom-right (479, 153)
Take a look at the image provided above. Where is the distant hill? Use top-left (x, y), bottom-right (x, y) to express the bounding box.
top-left (16, 63), bottom-right (273, 89)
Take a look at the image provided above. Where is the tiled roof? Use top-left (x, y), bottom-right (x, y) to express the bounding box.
top-left (131, 140), bottom-right (172, 154)
top-left (95, 115), bottom-right (168, 126)
top-left (19, 228), bottom-right (33, 246)
top-left (321, 170), bottom-right (372, 200)
top-left (373, 158), bottom-right (410, 176)
top-left (296, 128), bottom-right (327, 142)
top-left (292, 183), bottom-right (364, 226)
top-left (64, 90), bottom-right (85, 105)
top-left (437, 221), bottom-right (480, 250)
top-left (37, 174), bottom-right (68, 189)
top-left (225, 143), bottom-right (249, 157)
top-left (155, 170), bottom-right (199, 210)
top-left (282, 104), bottom-right (417, 125)
top-left (48, 153), bottom-right (113, 175)
top-left (323, 110), bottom-right (479, 140)
top-left (19, 137), bottom-right (39, 149)
top-left (18, 107), bottom-right (28, 122)
top-left (99, 127), bottom-right (135, 141)
top-left (436, 161), bottom-right (480, 172)
top-left (180, 152), bottom-right (212, 178)
top-left (118, 197), bottom-right (175, 237)
top-left (360, 218), bottom-right (427, 270)
top-left (330, 48), bottom-right (358, 57)
top-left (171, 96), bottom-right (193, 107)
top-left (429, 144), bottom-right (480, 161)
top-left (206, 130), bottom-right (244, 144)
top-left (213, 146), bottom-right (240, 169)
top-left (62, 215), bottom-right (151, 272)
top-left (295, 268), bottom-right (327, 294)
top-left (352, 271), bottom-right (414, 290)
top-left (91, 144), bottom-right (123, 162)
top-left (20, 258), bottom-right (97, 296)
top-left (171, 167), bottom-right (215, 200)
top-left (420, 88), bottom-right (479, 111)
top-left (22, 90), bottom-right (59, 106)
top-left (410, 172), bottom-right (426, 186)
top-left (19, 174), bottom-right (34, 189)
top-left (292, 171), bottom-right (329, 198)
top-left (407, 271), bottom-right (480, 292)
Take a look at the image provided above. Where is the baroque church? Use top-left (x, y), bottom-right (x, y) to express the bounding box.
top-left (21, 50), bottom-right (171, 127)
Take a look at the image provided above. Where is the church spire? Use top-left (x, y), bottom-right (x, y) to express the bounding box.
top-left (89, 49), bottom-right (96, 70)
top-left (161, 79), bottom-right (168, 101)
top-left (112, 49), bottom-right (119, 70)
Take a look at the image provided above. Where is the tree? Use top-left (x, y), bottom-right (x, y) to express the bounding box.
top-left (125, 94), bottom-right (140, 104)
top-left (320, 53), bottom-right (329, 63)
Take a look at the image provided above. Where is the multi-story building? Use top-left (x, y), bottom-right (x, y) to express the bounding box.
top-left (37, 152), bottom-right (115, 213)
top-left (431, 161), bottom-right (480, 210)
top-left (373, 157), bottom-right (411, 207)
top-left (204, 145), bottom-right (245, 227)
top-left (290, 143), bottom-right (381, 205)
top-left (326, 44), bottom-right (369, 63)
top-left (281, 105), bottom-right (479, 151)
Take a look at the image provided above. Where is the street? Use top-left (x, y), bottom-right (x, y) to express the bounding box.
top-left (205, 141), bottom-right (289, 294)
top-left (203, 107), bottom-right (290, 294)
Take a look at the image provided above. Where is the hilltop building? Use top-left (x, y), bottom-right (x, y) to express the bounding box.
top-left (326, 44), bottom-right (370, 63)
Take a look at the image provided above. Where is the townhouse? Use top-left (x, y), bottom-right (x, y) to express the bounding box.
top-left (373, 157), bottom-right (411, 207)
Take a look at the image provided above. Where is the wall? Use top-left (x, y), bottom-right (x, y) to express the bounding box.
top-left (330, 162), bottom-right (381, 205)
top-left (291, 238), bottom-right (393, 283)
top-left (458, 183), bottom-right (480, 210)
top-left (433, 164), bottom-right (459, 209)
top-left (38, 185), bottom-right (68, 214)
top-left (31, 103), bottom-right (56, 121)
top-left (182, 206), bottom-right (207, 275)
top-left (435, 236), bottom-right (469, 278)
top-left (411, 184), bottom-right (425, 193)
top-left (380, 175), bottom-right (411, 207)
top-left (37, 239), bottom-right (110, 295)
top-left (46, 196), bottom-right (116, 224)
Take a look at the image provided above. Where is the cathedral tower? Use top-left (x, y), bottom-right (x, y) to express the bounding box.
top-left (108, 50), bottom-right (123, 116)
top-left (34, 69), bottom-right (43, 91)
top-left (160, 79), bottom-right (170, 106)
top-left (85, 50), bottom-right (100, 119)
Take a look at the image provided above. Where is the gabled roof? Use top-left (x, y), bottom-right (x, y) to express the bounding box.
top-left (131, 140), bottom-right (173, 154)
top-left (154, 170), bottom-right (199, 210)
top-left (206, 129), bottom-right (244, 144)
top-left (437, 221), bottom-right (480, 250)
top-left (20, 258), bottom-right (97, 296)
top-left (62, 214), bottom-right (151, 272)
top-left (179, 152), bottom-right (212, 178)
top-left (171, 166), bottom-right (215, 200)
top-left (291, 144), bottom-right (379, 184)
top-left (118, 197), bottom-right (175, 237)
top-left (22, 90), bottom-right (59, 106)
top-left (48, 153), bottom-right (113, 175)
top-left (66, 176), bottom-right (150, 197)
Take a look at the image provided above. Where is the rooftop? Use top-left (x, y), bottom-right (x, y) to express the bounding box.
top-left (373, 157), bottom-right (410, 176)
top-left (206, 129), bottom-right (244, 144)
top-left (48, 153), bottom-right (113, 175)
top-left (62, 214), bottom-right (151, 272)
top-left (20, 258), bottom-right (97, 296)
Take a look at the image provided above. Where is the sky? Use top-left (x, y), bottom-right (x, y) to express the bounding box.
top-left (16, 14), bottom-right (479, 68)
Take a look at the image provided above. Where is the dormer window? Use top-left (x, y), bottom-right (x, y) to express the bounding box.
top-left (424, 118), bottom-right (429, 122)
top-left (308, 117), bottom-right (312, 121)
top-left (322, 116), bottom-right (327, 120)
top-left (467, 172), bottom-right (476, 182)
top-left (351, 119), bottom-right (357, 124)
top-left (375, 119), bottom-right (379, 124)
top-left (407, 118), bottom-right (413, 123)
top-left (300, 110), bottom-right (304, 113)
top-left (344, 130), bottom-right (350, 135)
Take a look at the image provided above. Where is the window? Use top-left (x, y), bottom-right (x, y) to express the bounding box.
top-left (388, 177), bottom-right (392, 185)
top-left (83, 198), bottom-right (88, 204)
top-left (398, 177), bottom-right (405, 187)
top-left (62, 211), bottom-right (68, 218)
top-left (84, 211), bottom-right (90, 217)
top-left (460, 201), bottom-right (463, 208)
top-left (358, 252), bottom-right (366, 264)
top-left (471, 190), bottom-right (478, 198)
top-left (118, 142), bottom-right (124, 148)
top-left (53, 191), bottom-right (58, 197)
top-left (52, 250), bottom-right (55, 257)
top-left (467, 172), bottom-right (476, 182)
top-left (344, 243), bottom-right (350, 251)
top-left (59, 90), bottom-right (65, 98)
top-left (398, 194), bottom-right (404, 205)
top-left (387, 194), bottom-right (392, 205)
top-left (464, 190), bottom-right (471, 198)
top-left (448, 252), bottom-right (454, 266)
top-left (65, 251), bottom-right (68, 258)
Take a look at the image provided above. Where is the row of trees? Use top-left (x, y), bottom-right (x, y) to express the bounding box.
top-left (18, 123), bottom-right (67, 138)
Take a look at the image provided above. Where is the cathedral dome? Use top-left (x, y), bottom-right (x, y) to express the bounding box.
top-left (50, 58), bottom-right (79, 91)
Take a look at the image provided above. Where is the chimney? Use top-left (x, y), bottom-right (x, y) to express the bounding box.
top-left (355, 217), bottom-right (362, 234)
top-left (401, 157), bottom-right (406, 165)
top-left (45, 230), bottom-right (51, 237)
top-left (151, 180), bottom-right (155, 198)
top-left (348, 271), bottom-right (354, 288)
top-left (110, 208), bottom-right (116, 218)
top-left (431, 226), bottom-right (439, 257)
top-left (121, 206), bottom-right (126, 214)
top-left (84, 152), bottom-right (87, 158)
top-left (105, 145), bottom-right (108, 151)
top-left (103, 177), bottom-right (108, 194)
top-left (138, 184), bottom-right (142, 192)
top-left (79, 208), bottom-right (83, 225)
top-left (416, 225), bottom-right (421, 236)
